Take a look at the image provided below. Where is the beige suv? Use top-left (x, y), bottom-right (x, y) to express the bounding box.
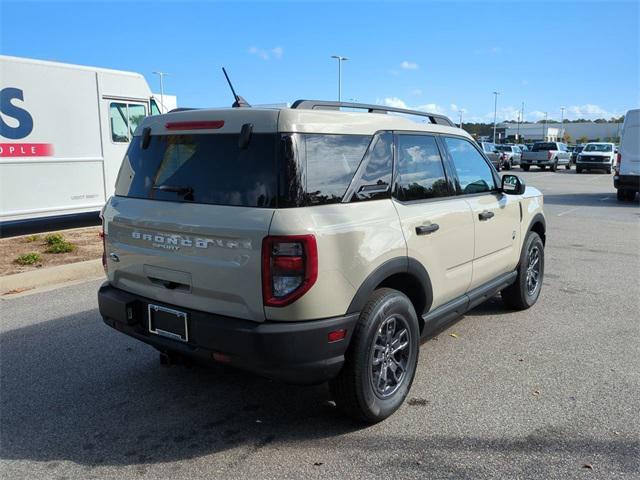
top-left (98, 100), bottom-right (546, 422)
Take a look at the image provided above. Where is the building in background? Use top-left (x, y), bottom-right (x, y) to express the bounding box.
top-left (497, 122), bottom-right (622, 144)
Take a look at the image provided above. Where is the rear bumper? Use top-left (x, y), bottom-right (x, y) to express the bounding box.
top-left (98, 282), bottom-right (359, 384)
top-left (614, 174), bottom-right (640, 191)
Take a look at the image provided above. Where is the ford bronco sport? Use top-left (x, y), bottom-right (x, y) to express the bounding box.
top-left (98, 100), bottom-right (546, 423)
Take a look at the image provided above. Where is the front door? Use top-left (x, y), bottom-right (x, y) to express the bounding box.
top-left (441, 136), bottom-right (521, 290)
top-left (392, 133), bottom-right (475, 311)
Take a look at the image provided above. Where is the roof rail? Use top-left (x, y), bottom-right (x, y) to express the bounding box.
top-left (290, 99), bottom-right (455, 127)
top-left (168, 107), bottom-right (199, 113)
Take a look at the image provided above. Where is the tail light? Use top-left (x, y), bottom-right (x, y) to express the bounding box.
top-left (547, 151), bottom-right (553, 160)
top-left (262, 235), bottom-right (318, 307)
top-left (616, 152), bottom-right (622, 173)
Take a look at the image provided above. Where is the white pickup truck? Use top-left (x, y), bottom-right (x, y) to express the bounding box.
top-left (520, 142), bottom-right (572, 171)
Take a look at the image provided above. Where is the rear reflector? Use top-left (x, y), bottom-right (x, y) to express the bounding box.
top-left (328, 329), bottom-right (347, 343)
top-left (212, 352), bottom-right (231, 363)
top-left (165, 120), bottom-right (225, 130)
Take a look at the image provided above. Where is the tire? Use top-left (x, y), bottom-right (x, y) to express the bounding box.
top-left (606, 167), bottom-right (612, 174)
top-left (565, 163), bottom-right (571, 170)
top-left (576, 167), bottom-right (582, 174)
top-left (522, 165), bottom-right (530, 171)
top-left (550, 160), bottom-right (558, 172)
top-left (330, 288), bottom-right (420, 423)
top-left (505, 160), bottom-right (512, 170)
top-left (623, 190), bottom-right (637, 201)
top-left (540, 165), bottom-right (546, 171)
top-left (501, 231), bottom-right (544, 310)
top-left (617, 188), bottom-right (625, 201)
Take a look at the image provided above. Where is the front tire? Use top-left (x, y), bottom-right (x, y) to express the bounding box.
top-left (501, 231), bottom-right (544, 310)
top-left (330, 288), bottom-right (420, 423)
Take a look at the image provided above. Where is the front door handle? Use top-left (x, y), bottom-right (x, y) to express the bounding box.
top-left (478, 210), bottom-right (495, 221)
top-left (416, 223), bottom-right (439, 235)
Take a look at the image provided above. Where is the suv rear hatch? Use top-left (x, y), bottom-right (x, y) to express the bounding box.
top-left (103, 110), bottom-right (279, 322)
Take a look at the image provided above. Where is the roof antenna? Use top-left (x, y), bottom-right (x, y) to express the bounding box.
top-left (222, 67), bottom-right (251, 108)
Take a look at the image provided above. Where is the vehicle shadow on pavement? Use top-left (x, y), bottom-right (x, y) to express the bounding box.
top-left (0, 308), bottom-right (358, 468)
top-left (1, 308), bottom-right (638, 475)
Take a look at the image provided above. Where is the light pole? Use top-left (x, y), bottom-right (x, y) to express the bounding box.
top-left (517, 101), bottom-right (524, 142)
top-left (560, 106), bottom-right (566, 142)
top-left (331, 55), bottom-right (348, 102)
top-left (152, 71), bottom-right (169, 113)
top-left (458, 110), bottom-right (463, 129)
top-left (543, 112), bottom-right (548, 141)
top-left (492, 91), bottom-right (500, 143)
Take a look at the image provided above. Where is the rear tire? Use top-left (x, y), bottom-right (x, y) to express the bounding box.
top-left (606, 166), bottom-right (612, 174)
top-left (501, 231), bottom-right (544, 310)
top-left (522, 165), bottom-right (530, 171)
top-left (565, 163), bottom-right (571, 170)
top-left (330, 288), bottom-right (420, 423)
top-left (550, 161), bottom-right (558, 172)
top-left (540, 166), bottom-right (546, 171)
top-left (576, 167), bottom-right (582, 174)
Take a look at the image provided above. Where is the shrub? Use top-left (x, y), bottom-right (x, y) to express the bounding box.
top-left (46, 241), bottom-right (75, 254)
top-left (24, 234), bottom-right (40, 243)
top-left (15, 252), bottom-right (42, 265)
top-left (45, 233), bottom-right (65, 245)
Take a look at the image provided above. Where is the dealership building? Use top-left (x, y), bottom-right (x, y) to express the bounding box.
top-left (496, 122), bottom-right (622, 143)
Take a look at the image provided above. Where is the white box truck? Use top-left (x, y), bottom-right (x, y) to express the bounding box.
top-left (0, 55), bottom-right (176, 228)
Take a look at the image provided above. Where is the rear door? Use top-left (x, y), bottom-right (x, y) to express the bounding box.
top-left (392, 133), bottom-right (474, 310)
top-left (442, 136), bottom-right (521, 290)
top-left (103, 121), bottom-right (279, 321)
top-left (620, 112), bottom-right (640, 176)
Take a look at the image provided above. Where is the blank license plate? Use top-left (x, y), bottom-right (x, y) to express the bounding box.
top-left (148, 304), bottom-right (188, 342)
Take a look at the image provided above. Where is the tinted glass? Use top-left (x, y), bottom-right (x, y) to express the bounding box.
top-left (115, 133), bottom-right (277, 207)
top-left (352, 132), bottom-right (393, 201)
top-left (110, 103), bottom-right (129, 142)
top-left (444, 137), bottom-right (496, 195)
top-left (532, 142), bottom-right (558, 151)
top-left (395, 135), bottom-right (449, 201)
top-left (304, 134), bottom-right (371, 205)
top-left (150, 99), bottom-right (161, 115)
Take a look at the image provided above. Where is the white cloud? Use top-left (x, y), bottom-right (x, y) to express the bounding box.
top-left (400, 60), bottom-right (419, 70)
top-left (382, 97), bottom-right (445, 115)
top-left (248, 46), bottom-right (284, 61)
top-left (565, 104), bottom-right (621, 120)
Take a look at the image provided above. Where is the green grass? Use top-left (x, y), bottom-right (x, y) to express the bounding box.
top-left (46, 241), bottom-right (75, 254)
top-left (15, 252), bottom-right (42, 265)
top-left (45, 233), bottom-right (65, 245)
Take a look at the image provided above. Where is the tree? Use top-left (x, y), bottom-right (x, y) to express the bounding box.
top-left (563, 132), bottom-right (572, 144)
top-left (578, 135), bottom-right (589, 144)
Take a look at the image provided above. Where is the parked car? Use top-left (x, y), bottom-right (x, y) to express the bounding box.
top-left (516, 144), bottom-right (529, 152)
top-left (576, 142), bottom-right (617, 174)
top-left (98, 100), bottom-right (546, 423)
top-left (614, 109), bottom-right (640, 201)
top-left (480, 141), bottom-right (503, 170)
top-left (571, 145), bottom-right (584, 164)
top-left (520, 142), bottom-right (571, 171)
top-left (496, 145), bottom-right (522, 169)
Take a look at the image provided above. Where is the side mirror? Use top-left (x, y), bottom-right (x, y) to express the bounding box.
top-left (501, 174), bottom-right (525, 195)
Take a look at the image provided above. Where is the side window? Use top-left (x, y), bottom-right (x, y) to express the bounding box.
top-left (444, 137), bottom-right (497, 195)
top-left (110, 103), bottom-right (129, 142)
top-left (109, 102), bottom-right (147, 143)
top-left (352, 132), bottom-right (393, 201)
top-left (150, 99), bottom-right (162, 116)
top-left (395, 134), bottom-right (449, 201)
top-left (304, 134), bottom-right (371, 205)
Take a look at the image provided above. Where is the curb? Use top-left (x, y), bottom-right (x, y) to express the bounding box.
top-left (0, 259), bottom-right (104, 295)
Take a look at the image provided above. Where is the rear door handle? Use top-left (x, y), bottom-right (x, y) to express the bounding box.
top-left (416, 223), bottom-right (439, 235)
top-left (478, 210), bottom-right (495, 221)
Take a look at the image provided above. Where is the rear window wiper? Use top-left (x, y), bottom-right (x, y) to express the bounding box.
top-left (152, 185), bottom-right (194, 199)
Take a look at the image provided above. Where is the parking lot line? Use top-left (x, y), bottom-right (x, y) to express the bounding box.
top-left (557, 207), bottom-right (581, 217)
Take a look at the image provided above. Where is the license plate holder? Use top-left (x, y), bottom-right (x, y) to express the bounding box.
top-left (148, 304), bottom-right (188, 342)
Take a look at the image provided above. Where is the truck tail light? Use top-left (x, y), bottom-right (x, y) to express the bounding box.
top-left (100, 226), bottom-right (107, 274)
top-left (547, 151), bottom-right (553, 160)
top-left (616, 152), bottom-right (622, 173)
top-left (262, 235), bottom-right (318, 307)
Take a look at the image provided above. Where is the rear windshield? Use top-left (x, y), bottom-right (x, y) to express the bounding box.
top-left (532, 142), bottom-right (557, 151)
top-left (584, 144), bottom-right (613, 152)
top-left (115, 132), bottom-right (372, 208)
top-left (115, 134), bottom-right (278, 207)
top-left (496, 145), bottom-right (512, 152)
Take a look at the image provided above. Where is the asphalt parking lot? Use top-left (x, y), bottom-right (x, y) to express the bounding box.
top-left (1, 167), bottom-right (638, 480)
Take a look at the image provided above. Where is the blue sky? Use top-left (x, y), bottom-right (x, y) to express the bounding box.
top-left (2, 0), bottom-right (638, 123)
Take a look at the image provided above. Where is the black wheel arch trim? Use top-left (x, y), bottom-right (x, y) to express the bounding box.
top-left (346, 257), bottom-right (433, 316)
top-left (526, 212), bottom-right (546, 244)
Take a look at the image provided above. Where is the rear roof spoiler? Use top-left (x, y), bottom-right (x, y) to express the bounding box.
top-left (291, 99), bottom-right (456, 127)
